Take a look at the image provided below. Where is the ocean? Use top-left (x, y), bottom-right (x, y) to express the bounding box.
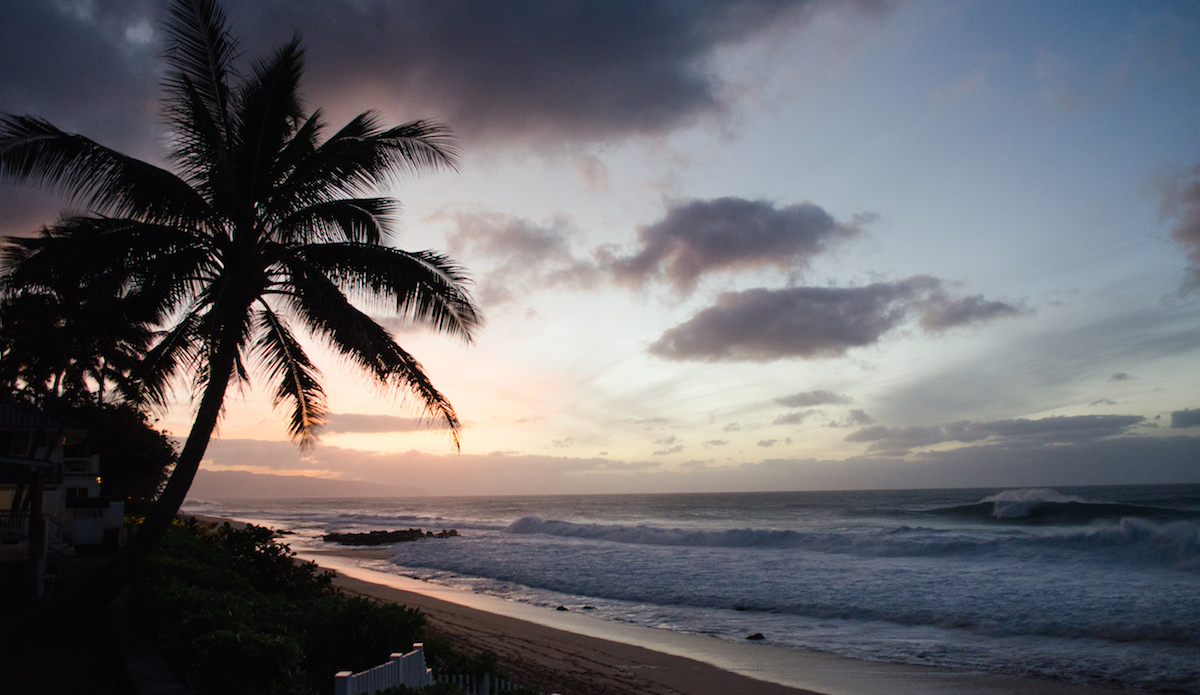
top-left (182, 484), bottom-right (1200, 693)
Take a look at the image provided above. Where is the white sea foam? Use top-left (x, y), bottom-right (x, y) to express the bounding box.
top-left (983, 488), bottom-right (1087, 518)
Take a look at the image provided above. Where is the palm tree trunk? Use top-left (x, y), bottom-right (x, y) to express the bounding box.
top-left (98, 340), bottom-right (238, 602)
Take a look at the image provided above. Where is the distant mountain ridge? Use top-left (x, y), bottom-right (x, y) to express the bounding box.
top-left (187, 470), bottom-right (425, 499)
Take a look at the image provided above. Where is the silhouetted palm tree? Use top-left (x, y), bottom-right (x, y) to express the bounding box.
top-left (1, 245), bottom-right (160, 406)
top-left (0, 0), bottom-right (479, 593)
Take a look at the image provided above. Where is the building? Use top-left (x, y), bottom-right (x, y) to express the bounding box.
top-left (0, 403), bottom-right (126, 600)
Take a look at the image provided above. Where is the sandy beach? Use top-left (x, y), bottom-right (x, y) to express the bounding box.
top-left (300, 545), bottom-right (1142, 695)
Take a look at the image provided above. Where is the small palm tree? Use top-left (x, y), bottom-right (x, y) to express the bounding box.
top-left (0, 0), bottom-right (480, 593)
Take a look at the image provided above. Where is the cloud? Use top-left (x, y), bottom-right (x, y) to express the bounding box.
top-left (323, 413), bottom-right (447, 433)
top-left (610, 198), bottom-right (868, 294)
top-left (648, 276), bottom-right (1022, 362)
top-left (1090, 398), bottom-right (1118, 406)
top-left (773, 409), bottom-right (816, 425)
top-left (0, 1), bottom-right (161, 152)
top-left (653, 445), bottom-right (685, 456)
top-left (1110, 372), bottom-right (1131, 381)
top-left (701, 439), bottom-right (729, 447)
top-left (829, 409), bottom-right (875, 427)
top-left (443, 211), bottom-right (601, 305)
top-left (845, 414), bottom-right (1145, 455)
top-left (196, 431), bottom-right (1200, 496)
top-left (1159, 163), bottom-right (1200, 289)
top-left (917, 294), bottom-right (1023, 332)
top-left (757, 439), bottom-right (779, 447)
top-left (218, 0), bottom-right (852, 145)
top-left (776, 390), bottom-right (852, 407)
top-left (1171, 408), bottom-right (1200, 428)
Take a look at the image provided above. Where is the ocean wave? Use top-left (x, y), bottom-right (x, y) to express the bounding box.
top-left (504, 516), bottom-right (1200, 569)
top-left (929, 488), bottom-right (1200, 524)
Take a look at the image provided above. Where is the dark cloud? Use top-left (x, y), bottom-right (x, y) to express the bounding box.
top-left (1090, 398), bottom-right (1118, 406)
top-left (1109, 372), bottom-right (1131, 381)
top-left (773, 409), bottom-right (816, 425)
top-left (828, 409), bottom-right (875, 427)
top-left (609, 198), bottom-right (868, 294)
top-left (757, 439), bottom-right (779, 447)
top-left (219, 0), bottom-right (855, 145)
top-left (846, 414), bottom-right (1145, 455)
top-left (653, 444), bottom-right (685, 456)
top-left (776, 390), bottom-right (851, 407)
top-left (917, 294), bottom-right (1023, 332)
top-left (0, 1), bottom-right (161, 153)
top-left (1, 0), bottom-right (887, 185)
top-left (1, 2), bottom-right (166, 236)
top-left (323, 413), bottom-right (447, 434)
top-left (701, 439), bottom-right (729, 446)
top-left (648, 276), bottom-right (1022, 362)
top-left (1159, 163), bottom-right (1200, 289)
top-left (444, 211), bottom-right (600, 305)
top-left (1171, 408), bottom-right (1200, 428)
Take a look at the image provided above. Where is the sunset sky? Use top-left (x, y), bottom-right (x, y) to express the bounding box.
top-left (3, 0), bottom-right (1200, 495)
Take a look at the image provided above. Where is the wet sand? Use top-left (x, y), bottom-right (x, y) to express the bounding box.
top-left (301, 546), bottom-right (1140, 695)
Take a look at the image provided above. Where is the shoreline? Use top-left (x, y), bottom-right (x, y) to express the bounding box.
top-left (190, 514), bottom-right (1140, 695)
top-left (301, 546), bottom-right (1139, 695)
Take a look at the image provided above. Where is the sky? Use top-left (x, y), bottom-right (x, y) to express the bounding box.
top-left (3, 0), bottom-right (1200, 495)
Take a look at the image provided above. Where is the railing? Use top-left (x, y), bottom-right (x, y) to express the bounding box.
top-left (335, 643), bottom-right (545, 695)
top-left (434, 672), bottom-right (527, 694)
top-left (0, 511), bottom-right (29, 540)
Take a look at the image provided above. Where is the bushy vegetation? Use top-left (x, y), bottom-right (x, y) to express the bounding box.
top-left (130, 519), bottom-right (509, 695)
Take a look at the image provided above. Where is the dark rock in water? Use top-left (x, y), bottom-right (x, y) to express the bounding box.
top-left (556, 605), bottom-right (569, 611)
top-left (581, 605), bottom-right (596, 610)
top-left (746, 633), bottom-right (765, 641)
top-left (733, 605), bottom-right (749, 611)
top-left (322, 528), bottom-right (460, 545)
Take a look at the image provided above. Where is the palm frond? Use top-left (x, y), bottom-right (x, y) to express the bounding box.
top-left (134, 311), bottom-right (204, 410)
top-left (285, 269), bottom-right (461, 448)
top-left (269, 109), bottom-right (322, 191)
top-left (232, 38), bottom-right (305, 202)
top-left (272, 197), bottom-right (398, 245)
top-left (0, 116), bottom-right (210, 223)
top-left (3, 216), bottom-right (213, 321)
top-left (252, 304), bottom-right (326, 446)
top-left (295, 243), bottom-right (481, 341)
top-left (163, 0), bottom-right (237, 149)
top-left (272, 117), bottom-right (458, 208)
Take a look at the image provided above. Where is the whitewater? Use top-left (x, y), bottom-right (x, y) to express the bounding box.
top-left (183, 484), bottom-right (1200, 693)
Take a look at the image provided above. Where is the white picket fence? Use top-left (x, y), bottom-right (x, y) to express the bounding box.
top-left (335, 643), bottom-right (433, 695)
top-left (334, 643), bottom-right (538, 695)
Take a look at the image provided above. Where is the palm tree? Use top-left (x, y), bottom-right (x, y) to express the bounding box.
top-left (0, 0), bottom-right (480, 593)
top-left (1, 250), bottom-right (160, 406)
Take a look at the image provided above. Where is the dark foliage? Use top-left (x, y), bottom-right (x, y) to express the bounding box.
top-left (131, 519), bottom-right (425, 695)
top-left (59, 401), bottom-right (177, 511)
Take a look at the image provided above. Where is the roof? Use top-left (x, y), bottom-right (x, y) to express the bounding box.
top-left (0, 403), bottom-right (89, 433)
